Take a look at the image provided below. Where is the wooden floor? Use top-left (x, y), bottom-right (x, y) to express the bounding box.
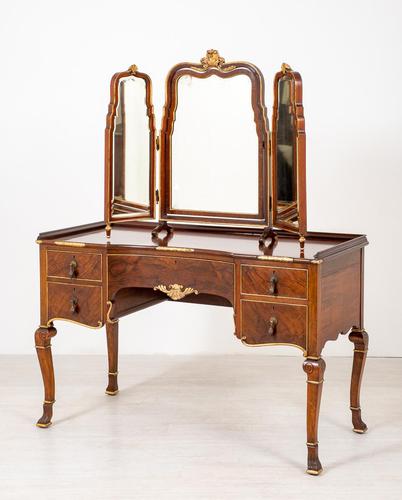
top-left (1, 355), bottom-right (402, 499)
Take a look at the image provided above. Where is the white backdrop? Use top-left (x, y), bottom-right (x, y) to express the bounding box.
top-left (1, 0), bottom-right (401, 356)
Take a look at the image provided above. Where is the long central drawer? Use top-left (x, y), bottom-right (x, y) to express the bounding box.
top-left (107, 254), bottom-right (234, 304)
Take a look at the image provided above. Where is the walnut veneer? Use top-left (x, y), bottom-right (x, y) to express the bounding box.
top-left (34, 52), bottom-right (369, 476)
top-left (35, 221), bottom-right (369, 475)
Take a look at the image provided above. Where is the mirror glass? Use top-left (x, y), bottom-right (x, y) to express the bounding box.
top-left (112, 76), bottom-right (150, 217)
top-left (275, 77), bottom-right (298, 226)
top-left (171, 74), bottom-right (259, 215)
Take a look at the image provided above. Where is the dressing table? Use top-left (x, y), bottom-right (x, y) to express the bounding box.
top-left (35, 50), bottom-right (369, 475)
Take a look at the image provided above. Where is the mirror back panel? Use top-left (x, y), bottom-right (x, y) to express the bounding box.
top-left (104, 66), bottom-right (156, 227)
top-left (271, 64), bottom-right (307, 236)
top-left (160, 50), bottom-right (269, 227)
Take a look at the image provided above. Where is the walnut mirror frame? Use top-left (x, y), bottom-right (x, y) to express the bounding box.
top-left (104, 65), bottom-right (156, 237)
top-left (271, 64), bottom-right (307, 238)
top-left (103, 52), bottom-right (307, 241)
top-left (159, 50), bottom-right (270, 227)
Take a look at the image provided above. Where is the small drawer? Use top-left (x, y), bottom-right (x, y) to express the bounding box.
top-left (241, 300), bottom-right (307, 349)
top-left (47, 282), bottom-right (103, 327)
top-left (241, 264), bottom-right (307, 299)
top-left (47, 250), bottom-right (102, 281)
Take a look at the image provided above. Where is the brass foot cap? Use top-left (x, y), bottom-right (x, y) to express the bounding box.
top-left (353, 428), bottom-right (367, 434)
top-left (105, 390), bottom-right (119, 396)
top-left (306, 468), bottom-right (323, 476)
top-left (36, 422), bottom-right (52, 428)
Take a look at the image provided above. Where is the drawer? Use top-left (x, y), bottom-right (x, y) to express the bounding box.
top-left (47, 250), bottom-right (102, 281)
top-left (241, 264), bottom-right (307, 299)
top-left (241, 300), bottom-right (307, 349)
top-left (47, 282), bottom-right (103, 327)
top-left (108, 254), bottom-right (234, 304)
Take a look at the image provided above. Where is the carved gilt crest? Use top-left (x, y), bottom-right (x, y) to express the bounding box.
top-left (200, 49), bottom-right (225, 69)
top-left (281, 62), bottom-right (292, 74)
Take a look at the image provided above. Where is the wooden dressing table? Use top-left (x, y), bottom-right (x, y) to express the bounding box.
top-left (35, 50), bottom-right (369, 476)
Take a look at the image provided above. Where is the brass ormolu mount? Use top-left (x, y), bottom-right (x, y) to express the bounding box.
top-left (201, 49), bottom-right (225, 69)
top-left (153, 284), bottom-right (199, 301)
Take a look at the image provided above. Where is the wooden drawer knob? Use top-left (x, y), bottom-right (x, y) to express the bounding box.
top-left (268, 272), bottom-right (278, 295)
top-left (268, 316), bottom-right (278, 336)
top-left (69, 258), bottom-right (78, 279)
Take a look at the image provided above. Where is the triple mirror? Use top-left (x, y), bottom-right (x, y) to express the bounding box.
top-left (104, 51), bottom-right (306, 237)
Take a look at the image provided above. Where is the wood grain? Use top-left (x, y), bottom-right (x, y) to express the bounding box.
top-left (47, 250), bottom-right (102, 281)
top-left (108, 254), bottom-right (234, 305)
top-left (35, 325), bottom-right (57, 428)
top-left (241, 264), bottom-right (307, 299)
top-left (318, 250), bottom-right (361, 351)
top-left (47, 282), bottom-right (103, 327)
top-left (349, 328), bottom-right (369, 433)
top-left (241, 299), bottom-right (307, 350)
top-left (105, 321), bottom-right (119, 395)
top-left (303, 357), bottom-right (326, 475)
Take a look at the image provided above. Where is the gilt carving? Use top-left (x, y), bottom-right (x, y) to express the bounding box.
top-left (127, 64), bottom-right (138, 74)
top-left (200, 49), bottom-right (225, 69)
top-left (153, 283), bottom-right (199, 301)
top-left (281, 62), bottom-right (292, 74)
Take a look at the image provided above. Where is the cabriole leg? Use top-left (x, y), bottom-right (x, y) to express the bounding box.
top-left (105, 321), bottom-right (119, 395)
top-left (35, 325), bottom-right (57, 428)
top-left (303, 357), bottom-right (326, 475)
top-left (349, 328), bottom-right (369, 433)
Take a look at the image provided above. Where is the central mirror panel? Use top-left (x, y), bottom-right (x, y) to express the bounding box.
top-left (160, 51), bottom-right (269, 227)
top-left (171, 75), bottom-right (258, 214)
